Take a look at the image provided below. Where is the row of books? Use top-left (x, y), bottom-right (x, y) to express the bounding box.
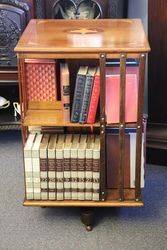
top-left (24, 133), bottom-right (100, 201)
top-left (24, 59), bottom-right (139, 125)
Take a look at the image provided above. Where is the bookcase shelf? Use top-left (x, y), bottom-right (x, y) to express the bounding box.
top-left (23, 109), bottom-right (100, 127)
top-left (15, 19), bottom-right (150, 230)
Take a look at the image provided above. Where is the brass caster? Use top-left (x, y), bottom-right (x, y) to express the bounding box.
top-left (86, 225), bottom-right (93, 232)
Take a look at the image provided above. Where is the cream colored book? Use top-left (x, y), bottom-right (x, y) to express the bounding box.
top-left (77, 134), bottom-right (87, 200)
top-left (63, 134), bottom-right (72, 200)
top-left (71, 134), bottom-right (80, 200)
top-left (24, 133), bottom-right (36, 200)
top-left (92, 135), bottom-right (100, 201)
top-left (85, 135), bottom-right (95, 200)
top-left (48, 134), bottom-right (57, 200)
top-left (32, 133), bottom-right (43, 200)
top-left (56, 134), bottom-right (65, 200)
top-left (40, 134), bottom-right (50, 200)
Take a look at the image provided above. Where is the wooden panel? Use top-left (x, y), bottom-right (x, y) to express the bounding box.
top-left (28, 101), bottom-right (62, 110)
top-left (15, 19), bottom-right (150, 54)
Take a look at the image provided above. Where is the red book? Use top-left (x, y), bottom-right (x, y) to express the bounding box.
top-left (87, 67), bottom-right (100, 124)
top-left (105, 66), bottom-right (139, 124)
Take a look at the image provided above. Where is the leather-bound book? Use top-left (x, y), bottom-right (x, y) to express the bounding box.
top-left (77, 134), bottom-right (87, 200)
top-left (60, 63), bottom-right (70, 122)
top-left (56, 134), bottom-right (65, 200)
top-left (24, 133), bottom-right (36, 200)
top-left (48, 134), bottom-right (58, 200)
top-left (71, 66), bottom-right (88, 122)
top-left (79, 67), bottom-right (96, 124)
top-left (85, 135), bottom-right (95, 200)
top-left (40, 134), bottom-right (50, 200)
top-left (87, 67), bottom-right (100, 124)
top-left (92, 135), bottom-right (100, 201)
top-left (71, 134), bottom-right (80, 200)
top-left (63, 134), bottom-right (72, 200)
top-left (105, 66), bottom-right (139, 124)
top-left (32, 133), bottom-right (43, 200)
top-left (25, 59), bottom-right (57, 101)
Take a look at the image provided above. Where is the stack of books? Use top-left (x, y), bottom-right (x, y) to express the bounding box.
top-left (71, 66), bottom-right (100, 124)
top-left (24, 133), bottom-right (100, 201)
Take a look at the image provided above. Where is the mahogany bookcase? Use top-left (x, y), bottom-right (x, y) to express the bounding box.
top-left (15, 19), bottom-right (150, 230)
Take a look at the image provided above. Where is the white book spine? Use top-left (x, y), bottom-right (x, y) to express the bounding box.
top-left (85, 147), bottom-right (93, 201)
top-left (64, 147), bottom-right (71, 200)
top-left (32, 134), bottom-right (43, 200)
top-left (130, 133), bottom-right (145, 188)
top-left (56, 149), bottom-right (64, 200)
top-left (78, 149), bottom-right (85, 201)
top-left (92, 138), bottom-right (100, 201)
top-left (24, 134), bottom-right (36, 200)
top-left (71, 147), bottom-right (78, 200)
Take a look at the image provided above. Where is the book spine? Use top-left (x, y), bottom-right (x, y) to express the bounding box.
top-left (77, 156), bottom-right (85, 200)
top-left (85, 158), bottom-right (93, 200)
top-left (32, 159), bottom-right (41, 200)
top-left (56, 151), bottom-right (64, 200)
top-left (92, 152), bottom-right (100, 201)
top-left (71, 152), bottom-right (78, 200)
top-left (87, 75), bottom-right (100, 124)
top-left (48, 158), bottom-right (56, 200)
top-left (40, 157), bottom-right (48, 200)
top-left (79, 75), bottom-right (93, 124)
top-left (71, 75), bottom-right (86, 122)
top-left (61, 64), bottom-right (70, 122)
top-left (63, 153), bottom-right (71, 200)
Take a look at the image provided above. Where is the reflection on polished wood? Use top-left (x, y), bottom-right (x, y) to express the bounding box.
top-left (15, 19), bottom-right (150, 54)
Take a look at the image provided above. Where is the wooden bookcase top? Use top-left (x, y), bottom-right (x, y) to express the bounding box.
top-left (15, 19), bottom-right (150, 54)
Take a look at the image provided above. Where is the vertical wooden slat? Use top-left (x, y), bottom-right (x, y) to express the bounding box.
top-left (99, 53), bottom-right (106, 201)
top-left (118, 54), bottom-right (126, 201)
top-left (135, 54), bottom-right (146, 201)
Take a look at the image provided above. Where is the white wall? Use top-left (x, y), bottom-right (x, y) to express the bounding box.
top-left (128, 0), bottom-right (148, 114)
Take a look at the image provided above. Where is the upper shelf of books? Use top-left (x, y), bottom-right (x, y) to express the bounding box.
top-left (15, 19), bottom-right (150, 54)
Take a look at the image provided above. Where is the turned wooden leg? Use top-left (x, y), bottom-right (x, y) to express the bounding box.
top-left (80, 208), bottom-right (94, 231)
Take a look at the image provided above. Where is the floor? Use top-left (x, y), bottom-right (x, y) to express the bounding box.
top-left (0, 131), bottom-right (167, 250)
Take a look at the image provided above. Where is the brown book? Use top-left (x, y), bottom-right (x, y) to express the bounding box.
top-left (60, 63), bottom-right (70, 122)
top-left (48, 134), bottom-right (58, 200)
top-left (40, 134), bottom-right (50, 200)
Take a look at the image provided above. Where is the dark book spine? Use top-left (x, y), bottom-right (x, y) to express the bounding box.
top-left (71, 75), bottom-right (86, 122)
top-left (79, 75), bottom-right (94, 123)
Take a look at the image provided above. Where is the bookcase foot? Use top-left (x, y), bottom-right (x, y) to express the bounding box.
top-left (80, 208), bottom-right (94, 231)
top-left (41, 206), bottom-right (46, 208)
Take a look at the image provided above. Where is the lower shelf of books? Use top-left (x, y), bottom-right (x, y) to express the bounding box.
top-left (23, 189), bottom-right (143, 207)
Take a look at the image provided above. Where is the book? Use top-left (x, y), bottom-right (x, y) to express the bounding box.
top-left (40, 134), bottom-right (50, 200)
top-left (71, 134), bottom-right (80, 200)
top-left (60, 63), bottom-right (70, 122)
top-left (48, 134), bottom-right (58, 200)
top-left (105, 66), bottom-right (139, 123)
top-left (31, 133), bottom-right (43, 200)
top-left (71, 66), bottom-right (88, 122)
top-left (77, 134), bottom-right (87, 200)
top-left (24, 133), bottom-right (36, 200)
top-left (25, 59), bottom-right (57, 102)
top-left (85, 135), bottom-right (95, 200)
top-left (92, 135), bottom-right (100, 201)
top-left (63, 134), bottom-right (73, 200)
top-left (56, 134), bottom-right (65, 200)
top-left (79, 67), bottom-right (96, 123)
top-left (87, 67), bottom-right (100, 124)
